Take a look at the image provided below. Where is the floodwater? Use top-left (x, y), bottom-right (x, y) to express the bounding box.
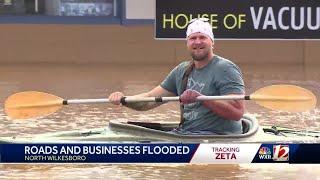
top-left (0, 63), bottom-right (319, 179)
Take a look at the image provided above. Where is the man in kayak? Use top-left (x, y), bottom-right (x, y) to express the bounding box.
top-left (108, 18), bottom-right (245, 135)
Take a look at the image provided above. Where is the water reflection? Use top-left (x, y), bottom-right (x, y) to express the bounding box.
top-left (0, 63), bottom-right (320, 179)
top-left (1, 164), bottom-right (319, 179)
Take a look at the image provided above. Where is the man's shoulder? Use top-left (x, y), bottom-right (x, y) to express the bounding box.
top-left (174, 60), bottom-right (192, 71)
top-left (177, 60), bottom-right (191, 67)
top-left (213, 55), bottom-right (239, 69)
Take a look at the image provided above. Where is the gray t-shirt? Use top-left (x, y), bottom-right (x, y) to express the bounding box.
top-left (160, 55), bottom-right (245, 135)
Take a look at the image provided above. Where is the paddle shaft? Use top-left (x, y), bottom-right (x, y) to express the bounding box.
top-left (64, 94), bottom-right (313, 105)
top-left (4, 85), bottom-right (317, 119)
top-left (64, 95), bottom-right (250, 105)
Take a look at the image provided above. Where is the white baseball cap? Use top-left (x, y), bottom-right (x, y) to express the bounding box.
top-left (186, 18), bottom-right (214, 41)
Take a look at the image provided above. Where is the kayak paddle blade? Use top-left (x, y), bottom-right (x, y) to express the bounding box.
top-left (251, 85), bottom-right (317, 112)
top-left (5, 91), bottom-right (64, 119)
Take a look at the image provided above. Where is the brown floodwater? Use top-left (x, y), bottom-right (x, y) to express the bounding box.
top-left (0, 63), bottom-right (319, 179)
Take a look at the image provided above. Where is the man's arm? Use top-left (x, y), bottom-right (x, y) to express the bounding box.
top-left (207, 62), bottom-right (245, 120)
top-left (180, 90), bottom-right (244, 121)
top-left (202, 94), bottom-right (245, 121)
top-left (108, 85), bottom-right (175, 111)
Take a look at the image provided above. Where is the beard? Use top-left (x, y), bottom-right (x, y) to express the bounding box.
top-left (190, 48), bottom-right (210, 61)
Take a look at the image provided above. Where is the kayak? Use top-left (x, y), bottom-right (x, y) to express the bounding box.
top-left (0, 115), bottom-right (319, 143)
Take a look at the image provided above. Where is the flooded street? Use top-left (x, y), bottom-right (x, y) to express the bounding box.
top-left (0, 63), bottom-right (320, 179)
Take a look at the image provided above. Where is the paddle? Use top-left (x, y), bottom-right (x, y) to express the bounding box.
top-left (4, 84), bottom-right (317, 119)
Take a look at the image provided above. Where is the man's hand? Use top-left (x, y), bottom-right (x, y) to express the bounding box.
top-left (108, 92), bottom-right (125, 105)
top-left (180, 89), bottom-right (202, 104)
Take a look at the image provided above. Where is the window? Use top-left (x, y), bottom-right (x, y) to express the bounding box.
top-left (59, 0), bottom-right (114, 16)
top-left (0, 0), bottom-right (116, 17)
top-left (0, 0), bottom-right (26, 14)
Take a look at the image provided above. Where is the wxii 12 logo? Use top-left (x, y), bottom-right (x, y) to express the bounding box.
top-left (273, 145), bottom-right (289, 161)
top-left (258, 146), bottom-right (272, 160)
